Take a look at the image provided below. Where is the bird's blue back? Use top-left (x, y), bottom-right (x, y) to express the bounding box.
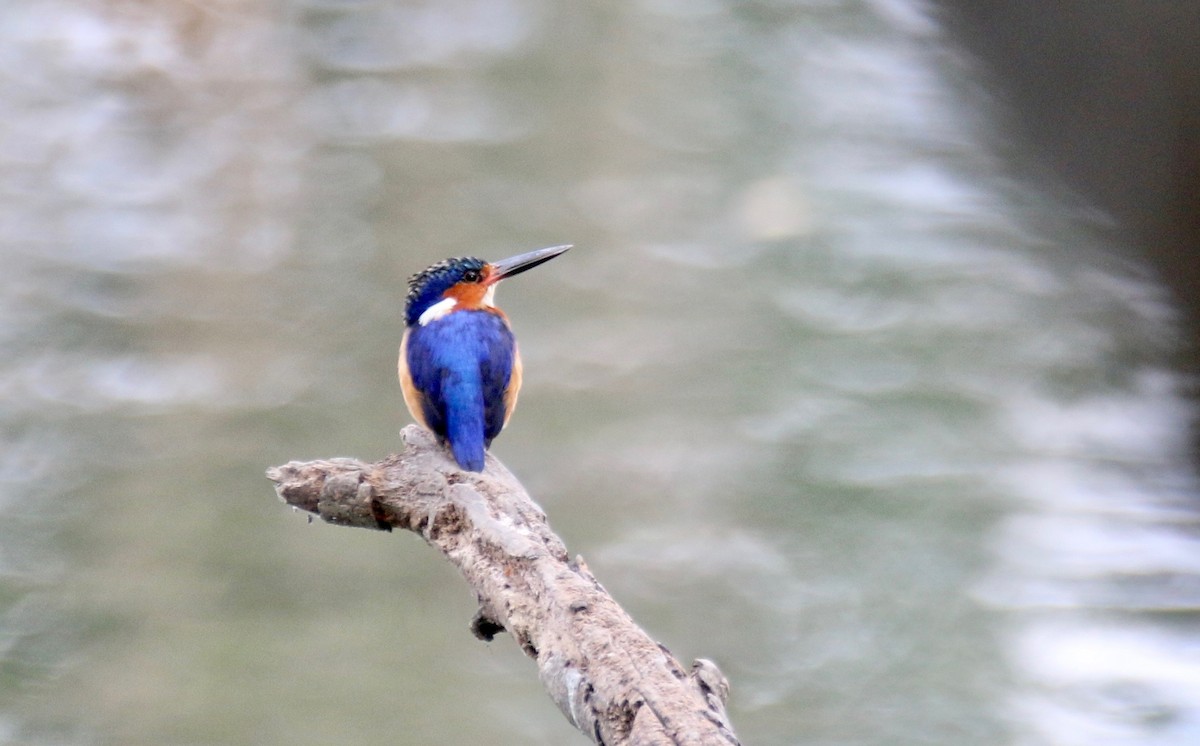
top-left (404, 309), bottom-right (515, 471)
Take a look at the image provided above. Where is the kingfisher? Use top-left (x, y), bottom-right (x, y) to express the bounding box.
top-left (399, 244), bottom-right (571, 471)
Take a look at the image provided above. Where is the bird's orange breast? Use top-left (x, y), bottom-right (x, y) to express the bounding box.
top-left (398, 330), bottom-right (431, 432)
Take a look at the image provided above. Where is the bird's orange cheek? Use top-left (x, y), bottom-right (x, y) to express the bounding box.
top-left (445, 282), bottom-right (488, 310)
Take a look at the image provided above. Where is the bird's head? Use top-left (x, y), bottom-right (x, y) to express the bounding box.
top-left (404, 244), bottom-right (571, 327)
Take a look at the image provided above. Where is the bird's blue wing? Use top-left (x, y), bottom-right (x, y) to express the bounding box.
top-left (404, 311), bottom-right (514, 471)
top-left (404, 324), bottom-right (454, 438)
top-left (479, 326), bottom-right (516, 445)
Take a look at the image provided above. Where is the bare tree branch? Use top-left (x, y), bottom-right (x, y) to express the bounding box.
top-left (266, 425), bottom-right (741, 746)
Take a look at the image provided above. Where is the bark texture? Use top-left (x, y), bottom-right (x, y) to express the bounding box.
top-left (266, 425), bottom-right (740, 746)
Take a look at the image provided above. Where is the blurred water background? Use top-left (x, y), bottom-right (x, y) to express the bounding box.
top-left (2, 1), bottom-right (1199, 744)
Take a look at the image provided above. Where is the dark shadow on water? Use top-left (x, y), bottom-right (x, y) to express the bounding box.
top-left (933, 0), bottom-right (1200, 464)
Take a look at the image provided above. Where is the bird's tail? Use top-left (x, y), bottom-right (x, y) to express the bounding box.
top-left (443, 371), bottom-right (487, 472)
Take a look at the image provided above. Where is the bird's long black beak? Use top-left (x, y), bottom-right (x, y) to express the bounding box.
top-left (488, 244), bottom-right (572, 283)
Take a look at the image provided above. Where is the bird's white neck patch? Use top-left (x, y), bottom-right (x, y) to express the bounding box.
top-left (418, 297), bottom-right (457, 326)
top-left (482, 285), bottom-right (496, 307)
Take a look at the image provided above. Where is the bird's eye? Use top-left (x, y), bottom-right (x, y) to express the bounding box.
top-left (462, 269), bottom-right (481, 283)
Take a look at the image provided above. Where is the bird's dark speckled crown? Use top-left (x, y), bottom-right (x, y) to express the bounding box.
top-left (404, 256), bottom-right (486, 326)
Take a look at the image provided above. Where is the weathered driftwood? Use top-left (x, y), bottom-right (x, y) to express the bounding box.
top-left (266, 425), bottom-right (740, 746)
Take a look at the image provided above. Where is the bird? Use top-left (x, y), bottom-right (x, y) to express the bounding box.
top-left (399, 244), bottom-right (571, 471)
